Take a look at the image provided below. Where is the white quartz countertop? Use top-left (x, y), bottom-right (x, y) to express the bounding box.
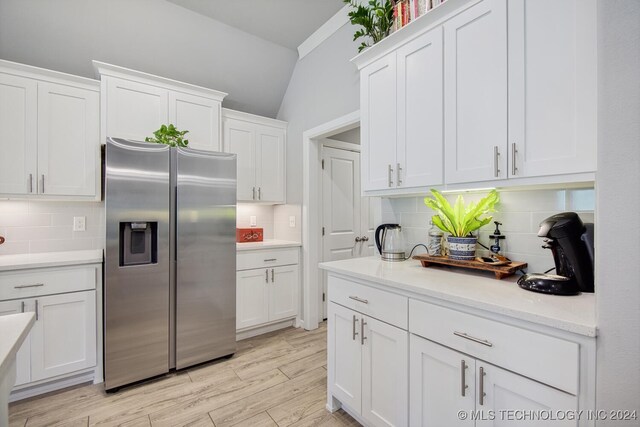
top-left (0, 250), bottom-right (103, 272)
top-left (236, 240), bottom-right (301, 251)
top-left (319, 257), bottom-right (597, 337)
top-left (0, 313), bottom-right (35, 378)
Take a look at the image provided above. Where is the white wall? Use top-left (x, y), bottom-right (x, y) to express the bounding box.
top-left (0, 0), bottom-right (297, 117)
top-left (277, 24), bottom-right (361, 204)
top-left (595, 0), bottom-right (640, 418)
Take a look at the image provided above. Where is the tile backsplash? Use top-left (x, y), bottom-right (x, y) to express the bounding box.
top-left (381, 188), bottom-right (595, 273)
top-left (236, 203), bottom-right (301, 242)
top-left (0, 200), bottom-right (105, 255)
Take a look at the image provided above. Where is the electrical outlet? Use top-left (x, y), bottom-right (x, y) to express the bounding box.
top-left (289, 216), bottom-right (296, 228)
top-left (73, 216), bottom-right (86, 232)
top-left (250, 216), bottom-right (257, 227)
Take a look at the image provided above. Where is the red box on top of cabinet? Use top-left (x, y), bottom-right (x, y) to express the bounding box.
top-left (236, 228), bottom-right (263, 243)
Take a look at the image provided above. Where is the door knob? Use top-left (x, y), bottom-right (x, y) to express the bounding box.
top-left (355, 237), bottom-right (362, 242)
top-left (361, 236), bottom-right (369, 242)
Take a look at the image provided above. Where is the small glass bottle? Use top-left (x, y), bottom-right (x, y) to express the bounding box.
top-left (427, 221), bottom-right (443, 256)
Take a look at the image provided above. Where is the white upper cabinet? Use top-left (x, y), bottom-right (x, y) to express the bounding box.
top-left (443, 0), bottom-right (508, 184)
top-left (0, 60), bottom-right (100, 199)
top-left (222, 109), bottom-right (287, 204)
top-left (95, 61), bottom-right (226, 151)
top-left (508, 0), bottom-right (597, 178)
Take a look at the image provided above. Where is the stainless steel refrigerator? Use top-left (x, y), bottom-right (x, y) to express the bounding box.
top-left (104, 137), bottom-right (236, 390)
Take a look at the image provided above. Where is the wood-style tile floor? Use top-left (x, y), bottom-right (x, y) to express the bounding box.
top-left (9, 322), bottom-right (359, 427)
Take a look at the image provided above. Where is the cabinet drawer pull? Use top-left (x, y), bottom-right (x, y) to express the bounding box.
top-left (14, 283), bottom-right (44, 289)
top-left (397, 163), bottom-right (402, 186)
top-left (461, 360), bottom-right (468, 397)
top-left (479, 366), bottom-right (486, 405)
top-left (271, 268), bottom-right (274, 283)
top-left (252, 187), bottom-right (256, 200)
top-left (352, 315), bottom-right (359, 341)
top-left (41, 174), bottom-right (45, 193)
top-left (361, 318), bottom-right (367, 345)
top-left (453, 331), bottom-right (493, 347)
top-left (21, 301), bottom-right (25, 313)
top-left (348, 296), bottom-right (369, 304)
top-left (29, 173), bottom-right (33, 193)
top-left (35, 299), bottom-right (39, 321)
top-left (511, 143), bottom-right (518, 176)
top-left (388, 164), bottom-right (393, 187)
top-left (265, 269), bottom-right (269, 283)
top-left (258, 187), bottom-right (261, 200)
top-left (493, 146), bottom-right (500, 178)
top-left (264, 258), bottom-right (277, 262)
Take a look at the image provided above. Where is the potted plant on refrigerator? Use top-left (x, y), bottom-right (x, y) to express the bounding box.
top-left (145, 124), bottom-right (189, 147)
top-left (424, 189), bottom-right (500, 260)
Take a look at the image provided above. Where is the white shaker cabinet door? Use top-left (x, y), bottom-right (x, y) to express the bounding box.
top-left (268, 265), bottom-right (298, 322)
top-left (106, 77), bottom-right (168, 142)
top-left (236, 269), bottom-right (269, 329)
top-left (170, 91), bottom-right (221, 152)
top-left (328, 302), bottom-right (362, 413)
top-left (361, 53), bottom-right (397, 192)
top-left (0, 300), bottom-right (32, 386)
top-left (409, 335), bottom-right (475, 427)
top-left (361, 315), bottom-right (408, 427)
top-left (30, 290), bottom-right (97, 382)
top-left (256, 126), bottom-right (285, 203)
top-left (224, 118), bottom-right (256, 202)
top-left (396, 27), bottom-right (444, 188)
top-left (37, 82), bottom-right (99, 196)
top-left (444, 0), bottom-right (508, 184)
top-left (508, 0), bottom-right (597, 178)
top-left (0, 73), bottom-right (37, 195)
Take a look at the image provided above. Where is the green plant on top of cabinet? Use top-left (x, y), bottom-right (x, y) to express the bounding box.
top-left (343, 0), bottom-right (395, 52)
top-left (223, 108), bottom-right (286, 204)
top-left (0, 60), bottom-right (100, 198)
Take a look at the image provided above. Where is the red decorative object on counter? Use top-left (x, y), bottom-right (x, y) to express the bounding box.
top-left (236, 228), bottom-right (264, 243)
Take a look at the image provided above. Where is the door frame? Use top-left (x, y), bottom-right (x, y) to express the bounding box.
top-left (302, 110), bottom-right (360, 330)
top-left (320, 140), bottom-right (362, 319)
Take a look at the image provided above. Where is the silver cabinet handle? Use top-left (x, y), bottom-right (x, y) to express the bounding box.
top-left (454, 331), bottom-right (493, 347)
top-left (397, 163), bottom-right (402, 186)
top-left (271, 268), bottom-right (274, 283)
top-left (258, 187), bottom-right (261, 200)
top-left (252, 187), bottom-right (256, 200)
top-left (388, 164), bottom-right (393, 187)
top-left (29, 173), bottom-right (33, 193)
top-left (264, 258), bottom-right (277, 262)
top-left (35, 299), bottom-right (39, 321)
top-left (352, 315), bottom-right (359, 341)
top-left (41, 174), bottom-right (45, 193)
top-left (511, 143), bottom-right (518, 176)
top-left (355, 237), bottom-right (362, 242)
top-left (360, 318), bottom-right (367, 345)
top-left (479, 366), bottom-right (486, 405)
top-left (461, 360), bottom-right (468, 396)
top-left (265, 269), bottom-right (269, 283)
top-left (348, 296), bottom-right (368, 304)
top-left (493, 146), bottom-right (500, 178)
top-left (21, 301), bottom-right (25, 313)
top-left (14, 283), bottom-right (44, 289)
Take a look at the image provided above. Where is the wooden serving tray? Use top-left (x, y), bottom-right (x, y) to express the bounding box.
top-left (412, 254), bottom-right (527, 280)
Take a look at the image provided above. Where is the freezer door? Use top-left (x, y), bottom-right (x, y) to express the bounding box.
top-left (176, 147), bottom-right (237, 369)
top-left (104, 138), bottom-right (170, 390)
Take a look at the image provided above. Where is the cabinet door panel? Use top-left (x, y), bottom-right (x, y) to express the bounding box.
top-left (0, 73), bottom-right (37, 195)
top-left (444, 0), bottom-right (508, 184)
top-left (410, 335), bottom-right (475, 427)
top-left (328, 302), bottom-right (361, 413)
top-left (37, 82), bottom-right (99, 196)
top-left (30, 291), bottom-right (96, 381)
top-left (476, 362), bottom-right (578, 427)
top-left (256, 126), bottom-right (285, 203)
top-left (361, 54), bottom-right (397, 191)
top-left (397, 28), bottom-right (444, 188)
top-left (362, 316), bottom-right (408, 427)
top-left (508, 0), bottom-right (596, 177)
top-left (170, 92), bottom-right (221, 152)
top-left (269, 265), bottom-right (298, 321)
top-left (224, 118), bottom-right (256, 201)
top-left (0, 300), bottom-right (32, 386)
top-left (236, 269), bottom-right (269, 329)
top-left (106, 77), bottom-right (168, 141)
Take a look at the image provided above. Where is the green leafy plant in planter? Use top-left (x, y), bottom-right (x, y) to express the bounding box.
top-left (424, 189), bottom-right (500, 260)
top-left (145, 124), bottom-right (189, 147)
top-left (344, 0), bottom-right (394, 53)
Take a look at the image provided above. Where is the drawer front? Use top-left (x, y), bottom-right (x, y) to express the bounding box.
top-left (0, 265), bottom-right (98, 301)
top-left (328, 275), bottom-right (408, 329)
top-left (409, 299), bottom-right (579, 395)
top-left (237, 248), bottom-right (299, 270)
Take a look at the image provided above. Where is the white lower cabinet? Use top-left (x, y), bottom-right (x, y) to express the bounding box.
top-left (410, 334), bottom-right (577, 426)
top-left (236, 248), bottom-right (299, 331)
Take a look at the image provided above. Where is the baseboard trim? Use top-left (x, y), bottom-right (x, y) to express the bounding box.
top-left (10, 370), bottom-right (96, 402)
top-left (236, 318), bottom-right (297, 341)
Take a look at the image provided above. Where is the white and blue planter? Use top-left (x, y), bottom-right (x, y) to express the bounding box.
top-left (447, 236), bottom-right (478, 260)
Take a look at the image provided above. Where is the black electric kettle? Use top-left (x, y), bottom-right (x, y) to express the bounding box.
top-left (375, 224), bottom-right (406, 261)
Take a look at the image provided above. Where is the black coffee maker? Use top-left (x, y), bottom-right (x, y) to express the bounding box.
top-left (518, 212), bottom-right (595, 295)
